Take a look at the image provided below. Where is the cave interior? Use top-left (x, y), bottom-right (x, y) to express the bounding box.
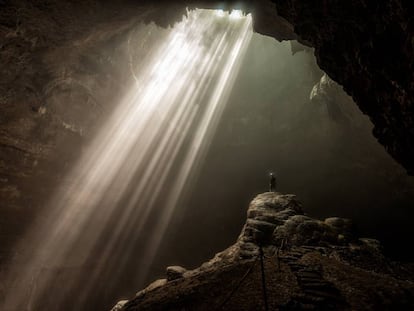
top-left (0, 1), bottom-right (413, 310)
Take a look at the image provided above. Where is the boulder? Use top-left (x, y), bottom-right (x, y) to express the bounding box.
top-left (110, 300), bottom-right (128, 311)
top-left (166, 266), bottom-right (187, 281)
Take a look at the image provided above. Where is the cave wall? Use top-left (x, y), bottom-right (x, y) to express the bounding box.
top-left (0, 0), bottom-right (145, 263)
top-left (270, 0), bottom-right (414, 174)
top-left (184, 0), bottom-right (414, 174)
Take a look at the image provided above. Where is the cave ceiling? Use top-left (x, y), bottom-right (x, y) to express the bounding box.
top-left (2, 0), bottom-right (412, 175)
top-left (192, 0), bottom-right (414, 175)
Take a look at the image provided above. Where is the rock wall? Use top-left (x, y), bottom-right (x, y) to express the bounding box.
top-left (183, 0), bottom-right (414, 174)
top-left (270, 0), bottom-right (414, 174)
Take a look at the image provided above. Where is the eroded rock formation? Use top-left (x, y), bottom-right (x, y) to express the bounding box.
top-left (113, 193), bottom-right (414, 310)
top-left (271, 0), bottom-right (414, 174)
top-left (171, 0), bottom-right (414, 174)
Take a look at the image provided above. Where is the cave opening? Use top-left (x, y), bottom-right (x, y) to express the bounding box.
top-left (1, 6), bottom-right (414, 311)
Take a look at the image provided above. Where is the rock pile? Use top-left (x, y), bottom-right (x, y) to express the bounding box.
top-left (111, 192), bottom-right (408, 311)
top-left (238, 192), bottom-right (356, 250)
top-left (166, 266), bottom-right (187, 281)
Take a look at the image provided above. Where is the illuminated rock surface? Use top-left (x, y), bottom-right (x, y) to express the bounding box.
top-left (113, 193), bottom-right (414, 311)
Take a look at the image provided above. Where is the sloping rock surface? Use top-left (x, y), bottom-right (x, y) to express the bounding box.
top-left (113, 193), bottom-right (414, 311)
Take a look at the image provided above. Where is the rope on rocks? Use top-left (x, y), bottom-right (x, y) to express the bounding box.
top-left (217, 256), bottom-right (259, 310)
top-left (259, 245), bottom-right (269, 311)
top-left (217, 245), bottom-right (271, 311)
top-left (265, 247), bottom-right (281, 272)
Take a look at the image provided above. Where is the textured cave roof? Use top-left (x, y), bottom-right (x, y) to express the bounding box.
top-left (143, 0), bottom-right (414, 174)
top-left (4, 0), bottom-right (411, 172)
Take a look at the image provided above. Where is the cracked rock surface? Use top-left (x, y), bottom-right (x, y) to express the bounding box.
top-left (113, 193), bottom-right (414, 311)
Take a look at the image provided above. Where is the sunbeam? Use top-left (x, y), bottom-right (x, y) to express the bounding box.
top-left (2, 9), bottom-right (252, 311)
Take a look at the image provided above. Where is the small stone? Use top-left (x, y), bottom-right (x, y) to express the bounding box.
top-left (135, 278), bottom-right (167, 297)
top-left (246, 219), bottom-right (277, 233)
top-left (110, 300), bottom-right (128, 311)
top-left (325, 217), bottom-right (344, 228)
top-left (166, 266), bottom-right (187, 281)
top-left (38, 106), bottom-right (47, 115)
top-left (359, 238), bottom-right (382, 252)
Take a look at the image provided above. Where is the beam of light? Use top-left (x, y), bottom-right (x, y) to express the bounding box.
top-left (216, 9), bottom-right (225, 17)
top-left (230, 10), bottom-right (245, 19)
top-left (2, 9), bottom-right (252, 311)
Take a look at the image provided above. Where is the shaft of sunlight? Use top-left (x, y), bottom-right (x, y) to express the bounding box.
top-left (2, 9), bottom-right (252, 311)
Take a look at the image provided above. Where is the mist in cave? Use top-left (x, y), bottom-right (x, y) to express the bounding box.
top-left (141, 15), bottom-right (414, 302)
top-left (1, 8), bottom-right (414, 311)
top-left (167, 32), bottom-right (414, 267)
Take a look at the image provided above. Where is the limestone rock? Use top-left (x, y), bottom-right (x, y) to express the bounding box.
top-left (273, 215), bottom-right (356, 247)
top-left (116, 193), bottom-right (414, 311)
top-left (134, 279), bottom-right (167, 299)
top-left (110, 300), bottom-right (128, 311)
top-left (166, 266), bottom-right (187, 281)
top-left (359, 238), bottom-right (382, 253)
top-left (274, 0), bottom-right (414, 174)
top-left (236, 192), bottom-right (359, 251)
top-left (239, 192), bottom-right (303, 246)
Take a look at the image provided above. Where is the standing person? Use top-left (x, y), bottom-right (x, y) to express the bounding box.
top-left (269, 172), bottom-right (276, 192)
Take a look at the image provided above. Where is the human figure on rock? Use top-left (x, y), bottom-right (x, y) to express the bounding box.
top-left (269, 172), bottom-right (276, 192)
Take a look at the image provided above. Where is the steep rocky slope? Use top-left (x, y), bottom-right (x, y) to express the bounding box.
top-left (112, 193), bottom-right (414, 311)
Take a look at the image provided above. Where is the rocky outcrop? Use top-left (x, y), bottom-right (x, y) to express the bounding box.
top-left (166, 266), bottom-right (187, 281)
top-left (112, 193), bottom-right (414, 310)
top-left (238, 193), bottom-right (303, 247)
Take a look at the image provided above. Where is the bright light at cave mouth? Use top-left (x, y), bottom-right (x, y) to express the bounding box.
top-left (3, 9), bottom-right (252, 310)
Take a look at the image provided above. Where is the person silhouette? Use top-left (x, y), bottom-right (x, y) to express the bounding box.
top-left (269, 172), bottom-right (276, 192)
